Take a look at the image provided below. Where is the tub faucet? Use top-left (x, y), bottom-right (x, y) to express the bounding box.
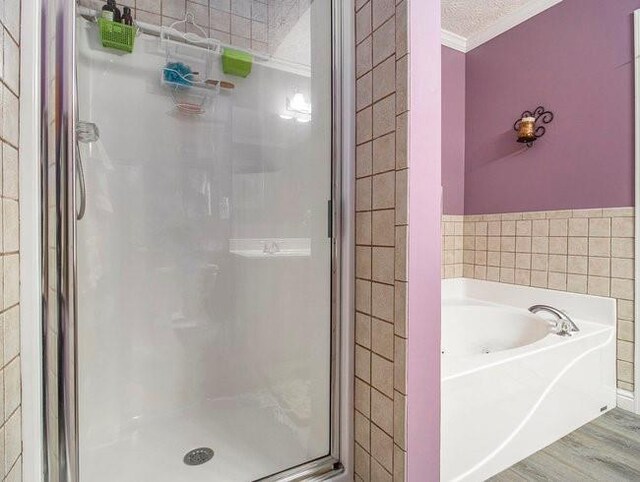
top-left (529, 305), bottom-right (580, 336)
top-left (263, 241), bottom-right (280, 255)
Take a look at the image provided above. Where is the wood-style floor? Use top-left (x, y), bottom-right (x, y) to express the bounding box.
top-left (489, 409), bottom-right (640, 481)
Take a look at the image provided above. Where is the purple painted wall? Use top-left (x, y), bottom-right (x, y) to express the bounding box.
top-left (408, 0), bottom-right (441, 480)
top-left (442, 46), bottom-right (466, 215)
top-left (464, 0), bottom-right (639, 215)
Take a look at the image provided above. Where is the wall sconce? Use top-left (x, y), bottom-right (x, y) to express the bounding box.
top-left (513, 106), bottom-right (554, 147)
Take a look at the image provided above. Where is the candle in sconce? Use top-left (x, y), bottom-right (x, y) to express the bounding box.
top-left (517, 116), bottom-right (537, 144)
top-left (513, 107), bottom-right (554, 147)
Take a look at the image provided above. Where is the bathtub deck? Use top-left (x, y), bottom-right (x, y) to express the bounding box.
top-left (490, 408), bottom-right (640, 481)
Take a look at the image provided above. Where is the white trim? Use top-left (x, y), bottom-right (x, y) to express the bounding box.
top-left (617, 388), bottom-right (636, 413)
top-left (441, 0), bottom-right (563, 53)
top-left (19, 0), bottom-right (44, 478)
top-left (634, 9), bottom-right (640, 416)
top-left (441, 29), bottom-right (467, 53)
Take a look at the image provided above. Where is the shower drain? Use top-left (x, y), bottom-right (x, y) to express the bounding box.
top-left (184, 447), bottom-right (214, 466)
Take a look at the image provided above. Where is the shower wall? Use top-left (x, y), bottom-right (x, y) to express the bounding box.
top-left (354, 0), bottom-right (408, 479)
top-left (0, 0), bottom-right (23, 478)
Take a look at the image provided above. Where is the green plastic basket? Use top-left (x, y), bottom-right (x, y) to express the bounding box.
top-left (98, 18), bottom-right (135, 53)
top-left (222, 48), bottom-right (253, 78)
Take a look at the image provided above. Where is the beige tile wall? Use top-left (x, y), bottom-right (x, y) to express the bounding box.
top-left (1, 0), bottom-right (23, 478)
top-left (354, 0), bottom-right (408, 480)
top-left (79, 0), bottom-right (308, 55)
top-left (446, 207), bottom-right (635, 391)
top-left (441, 215), bottom-right (463, 279)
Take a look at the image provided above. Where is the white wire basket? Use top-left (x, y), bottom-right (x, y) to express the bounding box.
top-left (159, 13), bottom-right (222, 114)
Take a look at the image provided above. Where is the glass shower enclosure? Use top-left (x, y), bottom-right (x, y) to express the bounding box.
top-left (40, 1), bottom-right (345, 480)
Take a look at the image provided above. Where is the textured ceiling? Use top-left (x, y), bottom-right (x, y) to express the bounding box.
top-left (442, 0), bottom-right (534, 38)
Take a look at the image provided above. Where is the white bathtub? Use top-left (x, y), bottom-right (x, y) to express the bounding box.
top-left (441, 279), bottom-right (616, 482)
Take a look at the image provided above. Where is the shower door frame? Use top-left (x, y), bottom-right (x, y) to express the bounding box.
top-left (634, 8), bottom-right (640, 416)
top-left (33, 0), bottom-right (356, 480)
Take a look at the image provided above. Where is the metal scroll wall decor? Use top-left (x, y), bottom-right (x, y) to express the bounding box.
top-left (513, 106), bottom-right (554, 147)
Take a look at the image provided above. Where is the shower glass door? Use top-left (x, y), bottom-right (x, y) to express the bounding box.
top-left (73, 1), bottom-right (335, 480)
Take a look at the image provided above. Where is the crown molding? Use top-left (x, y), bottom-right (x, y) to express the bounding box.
top-left (465, 0), bottom-right (562, 51)
top-left (441, 29), bottom-right (467, 53)
top-left (442, 0), bottom-right (563, 53)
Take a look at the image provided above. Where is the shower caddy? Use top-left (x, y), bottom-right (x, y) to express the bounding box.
top-left (160, 13), bottom-right (222, 115)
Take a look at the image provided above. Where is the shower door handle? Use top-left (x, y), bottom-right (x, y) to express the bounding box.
top-left (327, 199), bottom-right (333, 238)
